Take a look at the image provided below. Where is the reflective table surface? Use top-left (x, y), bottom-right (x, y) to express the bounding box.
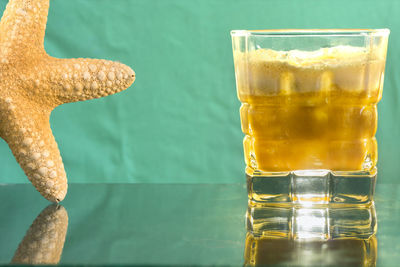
top-left (0, 183), bottom-right (399, 266)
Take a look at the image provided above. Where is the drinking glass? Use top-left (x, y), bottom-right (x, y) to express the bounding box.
top-left (231, 29), bottom-right (389, 204)
top-left (244, 203), bottom-right (377, 266)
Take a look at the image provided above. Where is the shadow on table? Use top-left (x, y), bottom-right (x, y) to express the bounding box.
top-left (244, 203), bottom-right (377, 266)
top-left (11, 204), bottom-right (68, 265)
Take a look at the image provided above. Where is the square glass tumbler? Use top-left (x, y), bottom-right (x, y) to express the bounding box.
top-left (231, 29), bottom-right (389, 205)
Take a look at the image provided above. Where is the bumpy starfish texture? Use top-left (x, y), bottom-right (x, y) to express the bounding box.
top-left (12, 204), bottom-right (68, 265)
top-left (0, 0), bottom-right (135, 202)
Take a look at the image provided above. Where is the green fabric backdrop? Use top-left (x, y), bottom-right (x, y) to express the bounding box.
top-left (0, 0), bottom-right (399, 184)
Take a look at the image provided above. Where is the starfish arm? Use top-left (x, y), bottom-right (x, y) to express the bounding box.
top-left (35, 57), bottom-right (135, 104)
top-left (0, 104), bottom-right (67, 202)
top-left (0, 0), bottom-right (49, 62)
top-left (12, 204), bottom-right (68, 265)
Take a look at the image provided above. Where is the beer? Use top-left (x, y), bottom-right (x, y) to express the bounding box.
top-left (234, 46), bottom-right (386, 173)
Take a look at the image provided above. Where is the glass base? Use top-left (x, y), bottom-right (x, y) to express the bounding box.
top-left (245, 203), bottom-right (377, 265)
top-left (246, 203), bottom-right (377, 239)
top-left (246, 167), bottom-right (377, 205)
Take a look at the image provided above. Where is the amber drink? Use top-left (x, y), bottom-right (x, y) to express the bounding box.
top-left (231, 29), bottom-right (389, 204)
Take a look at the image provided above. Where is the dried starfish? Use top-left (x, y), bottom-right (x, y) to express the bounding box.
top-left (12, 204), bottom-right (68, 265)
top-left (0, 0), bottom-right (135, 202)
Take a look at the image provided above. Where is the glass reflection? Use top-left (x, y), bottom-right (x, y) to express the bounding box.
top-left (11, 204), bottom-right (68, 265)
top-left (245, 203), bottom-right (377, 266)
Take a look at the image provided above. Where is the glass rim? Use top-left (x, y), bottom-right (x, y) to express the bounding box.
top-left (230, 29), bottom-right (390, 37)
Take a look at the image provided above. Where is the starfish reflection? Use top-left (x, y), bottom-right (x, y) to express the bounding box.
top-left (244, 203), bottom-right (377, 266)
top-left (11, 204), bottom-right (68, 265)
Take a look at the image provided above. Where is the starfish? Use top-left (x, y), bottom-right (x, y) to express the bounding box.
top-left (12, 204), bottom-right (68, 265)
top-left (0, 0), bottom-right (135, 202)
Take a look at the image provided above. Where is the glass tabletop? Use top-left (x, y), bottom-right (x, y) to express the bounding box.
top-left (0, 183), bottom-right (399, 266)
